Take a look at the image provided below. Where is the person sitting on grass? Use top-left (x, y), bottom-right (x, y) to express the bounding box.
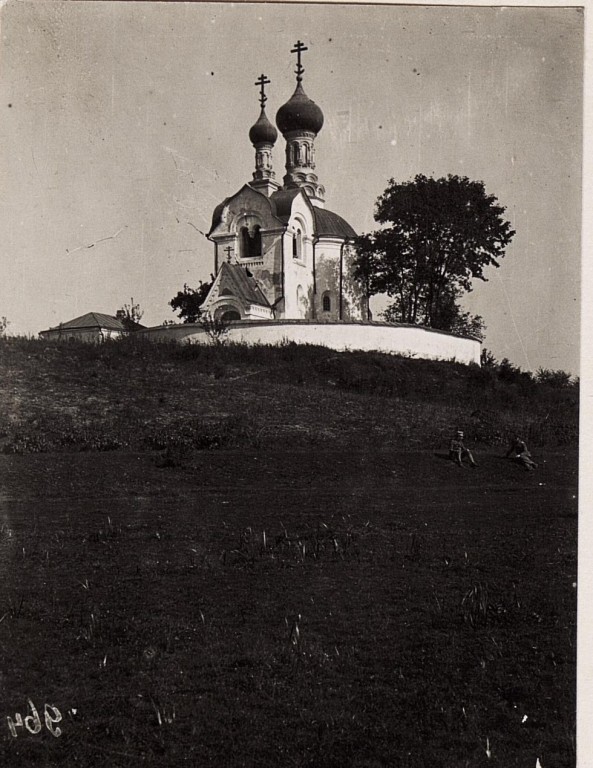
top-left (449, 430), bottom-right (478, 468)
top-left (506, 436), bottom-right (538, 471)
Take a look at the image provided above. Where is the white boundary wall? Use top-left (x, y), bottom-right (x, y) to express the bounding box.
top-left (139, 321), bottom-right (481, 366)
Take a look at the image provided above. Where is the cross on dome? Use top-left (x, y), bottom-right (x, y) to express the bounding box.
top-left (290, 40), bottom-right (308, 83)
top-left (254, 74), bottom-right (271, 108)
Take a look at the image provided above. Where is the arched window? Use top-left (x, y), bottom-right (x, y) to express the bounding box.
top-left (292, 228), bottom-right (303, 260)
top-left (216, 304), bottom-right (241, 322)
top-left (220, 309), bottom-right (241, 322)
top-left (240, 225), bottom-right (262, 259)
top-left (322, 293), bottom-right (331, 312)
top-left (250, 226), bottom-right (262, 258)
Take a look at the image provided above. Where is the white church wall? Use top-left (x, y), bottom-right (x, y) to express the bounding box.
top-left (139, 321), bottom-right (481, 366)
top-left (314, 240), bottom-right (342, 320)
top-left (281, 195), bottom-right (316, 319)
top-left (282, 229), bottom-right (315, 319)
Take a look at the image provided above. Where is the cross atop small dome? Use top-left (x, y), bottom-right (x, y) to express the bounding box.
top-left (249, 74), bottom-right (278, 146)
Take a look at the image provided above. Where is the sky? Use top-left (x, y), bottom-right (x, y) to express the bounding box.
top-left (0, 1), bottom-right (584, 374)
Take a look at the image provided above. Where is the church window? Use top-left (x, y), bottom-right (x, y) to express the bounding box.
top-left (322, 293), bottom-right (331, 312)
top-left (293, 228), bottom-right (303, 260)
top-left (240, 225), bottom-right (262, 259)
top-left (250, 226), bottom-right (262, 257)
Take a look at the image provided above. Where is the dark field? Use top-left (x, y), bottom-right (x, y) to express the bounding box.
top-left (0, 447), bottom-right (577, 768)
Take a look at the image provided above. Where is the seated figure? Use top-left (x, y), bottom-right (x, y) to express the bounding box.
top-left (449, 430), bottom-right (477, 468)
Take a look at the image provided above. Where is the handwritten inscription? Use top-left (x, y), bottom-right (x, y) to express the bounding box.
top-left (7, 699), bottom-right (63, 738)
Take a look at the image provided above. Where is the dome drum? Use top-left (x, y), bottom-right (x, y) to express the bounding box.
top-left (285, 137), bottom-right (316, 170)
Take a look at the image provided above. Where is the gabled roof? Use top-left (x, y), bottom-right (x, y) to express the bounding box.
top-left (213, 263), bottom-right (271, 308)
top-left (46, 312), bottom-right (128, 331)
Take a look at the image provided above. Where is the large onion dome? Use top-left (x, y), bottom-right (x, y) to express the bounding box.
top-left (249, 108), bottom-right (278, 146)
top-left (276, 83), bottom-right (324, 136)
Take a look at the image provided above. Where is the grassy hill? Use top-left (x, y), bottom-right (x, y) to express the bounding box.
top-left (0, 336), bottom-right (578, 767)
top-left (0, 336), bottom-right (579, 455)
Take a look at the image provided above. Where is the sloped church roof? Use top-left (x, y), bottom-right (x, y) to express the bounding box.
top-left (209, 187), bottom-right (357, 240)
top-left (215, 262), bottom-right (271, 308)
top-left (269, 188), bottom-right (357, 238)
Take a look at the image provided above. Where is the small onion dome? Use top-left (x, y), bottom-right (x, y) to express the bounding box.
top-left (276, 83), bottom-right (324, 136)
top-left (249, 109), bottom-right (278, 146)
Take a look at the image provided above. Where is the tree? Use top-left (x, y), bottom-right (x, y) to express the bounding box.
top-left (381, 285), bottom-right (486, 340)
top-left (421, 285), bottom-right (486, 340)
top-left (169, 280), bottom-right (213, 324)
top-left (0, 317), bottom-right (9, 337)
top-left (480, 348), bottom-right (498, 368)
top-left (116, 298), bottom-right (144, 331)
top-left (354, 174), bottom-right (515, 335)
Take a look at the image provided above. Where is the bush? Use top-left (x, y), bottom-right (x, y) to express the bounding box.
top-left (536, 367), bottom-right (574, 389)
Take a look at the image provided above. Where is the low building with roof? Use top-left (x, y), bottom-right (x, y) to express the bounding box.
top-left (39, 312), bottom-right (143, 343)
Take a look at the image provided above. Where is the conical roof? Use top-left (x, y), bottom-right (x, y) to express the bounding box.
top-left (276, 83), bottom-right (324, 136)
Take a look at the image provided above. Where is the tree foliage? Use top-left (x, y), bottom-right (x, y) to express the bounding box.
top-left (480, 348), bottom-right (498, 368)
top-left (169, 281), bottom-right (213, 324)
top-left (116, 299), bottom-right (144, 331)
top-left (478, 350), bottom-right (576, 390)
top-left (0, 317), bottom-right (9, 337)
top-left (535, 367), bottom-right (574, 389)
top-left (354, 174), bottom-right (515, 336)
top-left (382, 287), bottom-right (486, 340)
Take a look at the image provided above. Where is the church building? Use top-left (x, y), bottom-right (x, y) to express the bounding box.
top-left (202, 42), bottom-right (369, 324)
top-left (38, 41), bottom-right (480, 365)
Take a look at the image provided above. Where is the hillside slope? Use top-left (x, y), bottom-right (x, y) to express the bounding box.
top-left (0, 336), bottom-right (578, 454)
